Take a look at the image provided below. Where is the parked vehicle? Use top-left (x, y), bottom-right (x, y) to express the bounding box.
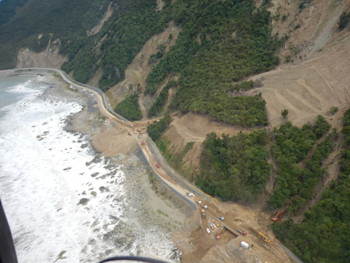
top-left (237, 228), bottom-right (247, 236)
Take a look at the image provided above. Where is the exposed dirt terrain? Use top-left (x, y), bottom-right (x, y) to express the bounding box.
top-left (51, 69), bottom-right (294, 263)
top-left (163, 112), bottom-right (251, 174)
top-left (13, 1), bottom-right (350, 262)
top-left (87, 2), bottom-right (114, 36)
top-left (249, 31), bottom-right (350, 128)
top-left (134, 2), bottom-right (350, 261)
top-left (105, 21), bottom-right (181, 112)
top-left (16, 38), bottom-right (67, 69)
top-left (161, 0), bottom-right (350, 176)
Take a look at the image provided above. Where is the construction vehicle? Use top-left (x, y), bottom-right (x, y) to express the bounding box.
top-left (198, 201), bottom-right (208, 210)
top-left (258, 232), bottom-right (271, 243)
top-left (215, 232), bottom-right (221, 240)
top-left (272, 211), bottom-right (283, 221)
top-left (237, 228), bottom-right (247, 236)
top-left (210, 222), bottom-right (217, 231)
top-left (200, 209), bottom-right (206, 219)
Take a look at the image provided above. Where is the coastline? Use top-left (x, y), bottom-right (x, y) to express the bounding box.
top-left (48, 72), bottom-right (196, 260)
top-left (1, 69), bottom-right (300, 263)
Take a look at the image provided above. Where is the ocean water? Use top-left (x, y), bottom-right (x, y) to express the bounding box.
top-left (0, 75), bottom-right (177, 263)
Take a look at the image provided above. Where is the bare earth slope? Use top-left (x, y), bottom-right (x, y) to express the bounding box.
top-left (162, 1), bottom-right (350, 174)
top-left (250, 32), bottom-right (350, 129)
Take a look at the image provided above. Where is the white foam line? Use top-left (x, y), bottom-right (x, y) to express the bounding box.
top-left (0, 76), bottom-right (178, 263)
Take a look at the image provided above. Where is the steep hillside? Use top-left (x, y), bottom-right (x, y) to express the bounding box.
top-left (1, 0), bottom-right (279, 127)
top-left (145, 1), bottom-right (350, 261)
top-left (0, 0), bottom-right (112, 68)
top-left (163, 0), bottom-right (350, 174)
top-left (1, 0), bottom-right (350, 262)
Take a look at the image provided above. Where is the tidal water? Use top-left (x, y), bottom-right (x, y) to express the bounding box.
top-left (0, 74), bottom-right (177, 263)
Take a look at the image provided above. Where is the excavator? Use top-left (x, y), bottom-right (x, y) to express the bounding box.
top-left (258, 232), bottom-right (271, 243)
top-left (272, 211), bottom-right (283, 221)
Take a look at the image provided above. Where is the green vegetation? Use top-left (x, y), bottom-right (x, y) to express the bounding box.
top-left (299, 0), bottom-right (313, 11)
top-left (339, 11), bottom-right (350, 30)
top-left (61, 0), bottom-right (170, 88)
top-left (268, 116), bottom-right (332, 210)
top-left (148, 44), bottom-right (167, 65)
top-left (96, 0), bottom-right (170, 90)
top-left (0, 0), bottom-right (27, 26)
top-left (281, 109), bottom-right (288, 119)
top-left (148, 80), bottom-right (177, 118)
top-left (114, 94), bottom-right (142, 121)
top-left (330, 106), bottom-right (339, 115)
top-left (158, 139), bottom-right (195, 179)
top-left (186, 93), bottom-right (268, 127)
top-left (1, 0), bottom-right (279, 125)
top-left (272, 110), bottom-right (350, 263)
top-left (228, 80), bottom-right (256, 93)
top-left (145, 0), bottom-right (279, 126)
top-left (147, 113), bottom-right (172, 142)
top-left (196, 130), bottom-right (270, 201)
top-left (0, 0), bottom-right (110, 69)
top-left (196, 116), bottom-right (332, 204)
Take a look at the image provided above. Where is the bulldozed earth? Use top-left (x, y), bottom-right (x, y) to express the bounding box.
top-left (13, 0), bottom-right (350, 262)
top-left (99, 1), bottom-right (350, 262)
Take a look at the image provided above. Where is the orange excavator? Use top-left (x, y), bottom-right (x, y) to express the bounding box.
top-left (272, 211), bottom-right (283, 221)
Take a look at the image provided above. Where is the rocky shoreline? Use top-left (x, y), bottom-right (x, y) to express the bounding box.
top-left (44, 73), bottom-right (195, 261)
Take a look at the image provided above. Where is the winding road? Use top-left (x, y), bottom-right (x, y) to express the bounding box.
top-left (0, 68), bottom-right (303, 263)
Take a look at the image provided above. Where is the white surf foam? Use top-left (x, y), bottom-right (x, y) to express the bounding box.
top-left (0, 76), bottom-right (178, 263)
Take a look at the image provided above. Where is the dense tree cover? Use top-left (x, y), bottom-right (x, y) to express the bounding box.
top-left (60, 0), bottom-right (170, 87)
top-left (268, 116), bottom-right (332, 210)
top-left (96, 0), bottom-right (171, 89)
top-left (228, 80), bottom-right (255, 93)
top-left (145, 0), bottom-right (279, 126)
top-left (339, 11), bottom-right (350, 30)
top-left (0, 0), bottom-right (110, 68)
top-left (147, 113), bottom-right (172, 142)
top-left (148, 80), bottom-right (177, 118)
top-left (185, 93), bottom-right (267, 126)
top-left (196, 130), bottom-right (270, 201)
top-left (272, 110), bottom-right (350, 263)
top-left (114, 94), bottom-right (142, 121)
top-left (0, 0), bottom-right (27, 26)
top-left (1, 0), bottom-right (278, 125)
